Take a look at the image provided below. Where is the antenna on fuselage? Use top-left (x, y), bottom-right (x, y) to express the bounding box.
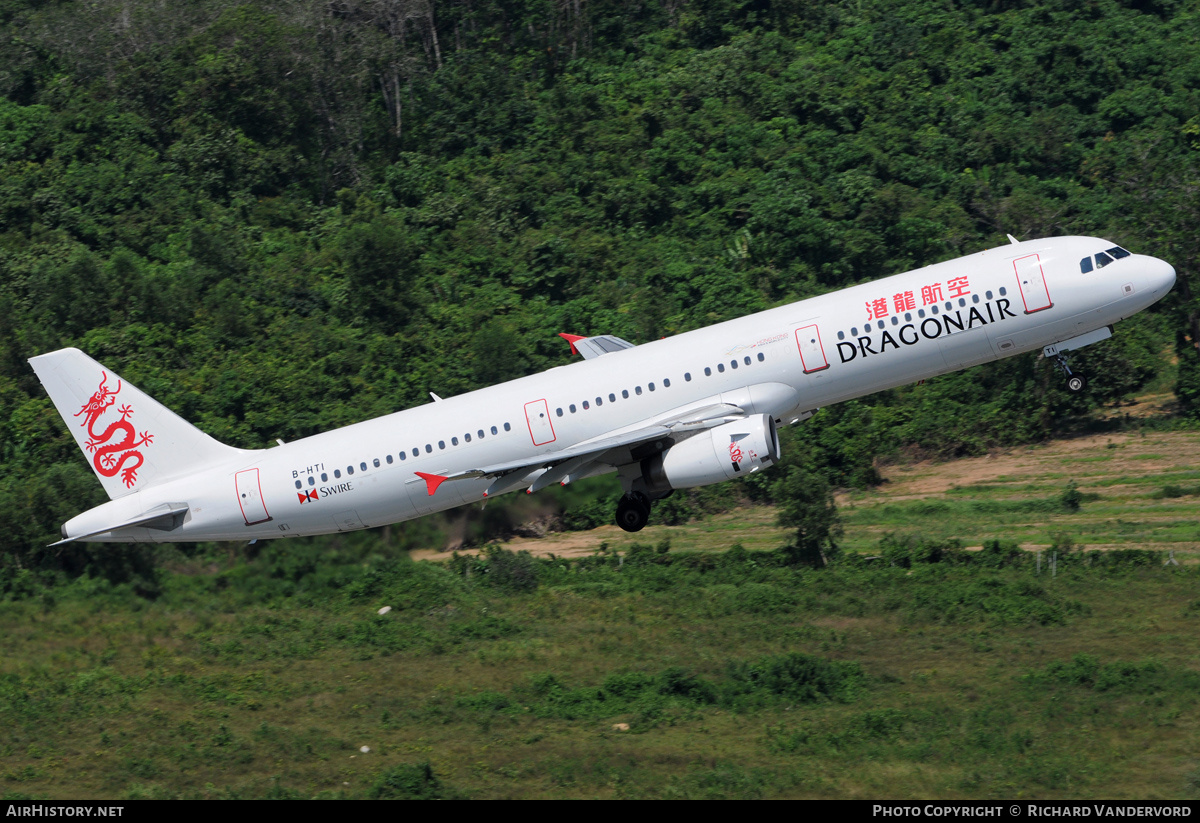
top-left (1007, 233), bottom-right (1020, 245)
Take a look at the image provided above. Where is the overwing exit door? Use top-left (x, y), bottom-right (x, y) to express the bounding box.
top-left (1014, 254), bottom-right (1053, 314)
top-left (235, 468), bottom-right (271, 526)
top-left (524, 399), bottom-right (556, 446)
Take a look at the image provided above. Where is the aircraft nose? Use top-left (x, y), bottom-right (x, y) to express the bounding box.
top-left (1150, 256), bottom-right (1177, 296)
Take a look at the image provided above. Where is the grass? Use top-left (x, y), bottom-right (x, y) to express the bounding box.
top-left (4, 430), bottom-right (1200, 799)
top-left (2, 547), bottom-right (1200, 799)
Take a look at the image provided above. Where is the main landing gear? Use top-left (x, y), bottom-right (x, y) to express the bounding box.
top-left (1050, 349), bottom-right (1088, 393)
top-left (615, 492), bottom-right (651, 532)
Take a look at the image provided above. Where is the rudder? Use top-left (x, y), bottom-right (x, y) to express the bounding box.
top-left (29, 348), bottom-right (251, 499)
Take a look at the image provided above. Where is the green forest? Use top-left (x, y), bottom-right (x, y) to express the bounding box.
top-left (1, 0), bottom-right (1198, 580)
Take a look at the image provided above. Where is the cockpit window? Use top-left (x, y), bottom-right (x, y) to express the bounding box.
top-left (1080, 257), bottom-right (1094, 274)
top-left (1095, 252), bottom-right (1114, 269)
top-left (1108, 246), bottom-right (1131, 259)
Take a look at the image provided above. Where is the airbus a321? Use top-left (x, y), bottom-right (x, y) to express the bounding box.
top-left (30, 236), bottom-right (1175, 545)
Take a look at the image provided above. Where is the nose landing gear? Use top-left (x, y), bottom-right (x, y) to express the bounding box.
top-left (1048, 348), bottom-right (1087, 392)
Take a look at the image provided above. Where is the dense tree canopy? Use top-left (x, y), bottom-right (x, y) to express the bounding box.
top-left (0, 0), bottom-right (1195, 575)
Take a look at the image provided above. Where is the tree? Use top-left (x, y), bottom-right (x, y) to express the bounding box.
top-left (772, 459), bottom-right (843, 568)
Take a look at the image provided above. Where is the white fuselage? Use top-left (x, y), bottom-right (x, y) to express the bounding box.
top-left (63, 236), bottom-right (1176, 542)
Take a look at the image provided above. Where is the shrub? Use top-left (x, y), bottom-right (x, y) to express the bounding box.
top-left (1061, 481), bottom-right (1083, 512)
top-left (369, 762), bottom-right (448, 800)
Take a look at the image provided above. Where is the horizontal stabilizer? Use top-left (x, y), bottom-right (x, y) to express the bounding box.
top-left (51, 503), bottom-right (189, 546)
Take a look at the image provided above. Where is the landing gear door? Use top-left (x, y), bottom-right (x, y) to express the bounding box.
top-left (524, 399), bottom-right (556, 446)
top-left (235, 468), bottom-right (271, 526)
top-left (794, 324), bottom-right (830, 374)
top-left (1014, 254), bottom-right (1053, 314)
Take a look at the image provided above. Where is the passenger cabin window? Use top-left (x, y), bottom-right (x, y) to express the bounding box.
top-left (569, 404), bottom-right (576, 413)
top-left (294, 480), bottom-right (302, 489)
top-left (478, 429), bottom-right (485, 439)
top-left (684, 373), bottom-right (691, 382)
top-left (386, 454), bottom-right (393, 464)
top-left (582, 400), bottom-right (590, 409)
top-left (609, 393), bottom-right (617, 401)
top-left (373, 458), bottom-right (380, 467)
top-left (465, 433), bottom-right (471, 442)
top-left (451, 437), bottom-right (458, 446)
top-left (622, 389), bottom-right (629, 398)
top-left (321, 472), bottom-right (328, 482)
top-left (717, 363), bottom-right (725, 373)
top-left (360, 462), bottom-right (368, 471)
top-left (347, 466), bottom-right (354, 475)
top-left (504, 423), bottom-right (511, 431)
top-left (335, 469), bottom-right (342, 478)
top-left (635, 386), bottom-right (642, 395)
top-left (398, 453), bottom-right (405, 462)
top-left (595, 397), bottom-right (602, 406)
top-left (704, 367), bottom-right (711, 377)
top-left (438, 441), bottom-right (445, 450)
top-left (730, 360), bottom-right (738, 370)
top-left (648, 382), bottom-right (655, 391)
top-left (308, 476), bottom-right (315, 486)
top-left (664, 378), bottom-right (671, 387)
top-left (491, 426), bottom-right (498, 435)
top-left (757, 353), bottom-right (764, 362)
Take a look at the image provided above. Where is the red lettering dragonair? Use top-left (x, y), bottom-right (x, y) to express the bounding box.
top-left (74, 372), bottom-right (154, 488)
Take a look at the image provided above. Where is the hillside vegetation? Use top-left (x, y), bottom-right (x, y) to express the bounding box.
top-left (1, 0), bottom-right (1198, 580)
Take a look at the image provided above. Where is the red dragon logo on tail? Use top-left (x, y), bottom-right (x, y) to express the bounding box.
top-left (74, 372), bottom-right (154, 488)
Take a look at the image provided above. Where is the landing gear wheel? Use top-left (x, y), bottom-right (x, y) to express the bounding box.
top-left (1066, 374), bottom-right (1087, 393)
top-left (615, 493), bottom-right (651, 532)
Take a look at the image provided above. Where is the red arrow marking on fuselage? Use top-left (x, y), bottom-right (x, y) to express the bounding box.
top-left (415, 471), bottom-right (448, 496)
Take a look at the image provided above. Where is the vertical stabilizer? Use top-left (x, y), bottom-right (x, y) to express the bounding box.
top-left (29, 348), bottom-right (250, 499)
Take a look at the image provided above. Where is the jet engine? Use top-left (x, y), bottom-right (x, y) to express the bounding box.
top-left (642, 414), bottom-right (781, 494)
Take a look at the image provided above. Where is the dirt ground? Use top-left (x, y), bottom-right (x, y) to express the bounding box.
top-left (411, 429), bottom-right (1200, 562)
top-left (865, 429), bottom-right (1200, 499)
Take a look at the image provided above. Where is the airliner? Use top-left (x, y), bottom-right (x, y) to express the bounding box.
top-left (30, 236), bottom-right (1175, 544)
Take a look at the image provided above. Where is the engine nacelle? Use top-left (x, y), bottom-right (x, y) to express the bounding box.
top-left (642, 414), bottom-right (781, 494)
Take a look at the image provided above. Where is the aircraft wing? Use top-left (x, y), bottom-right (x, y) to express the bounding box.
top-left (559, 333), bottom-right (636, 359)
top-left (414, 402), bottom-right (746, 496)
